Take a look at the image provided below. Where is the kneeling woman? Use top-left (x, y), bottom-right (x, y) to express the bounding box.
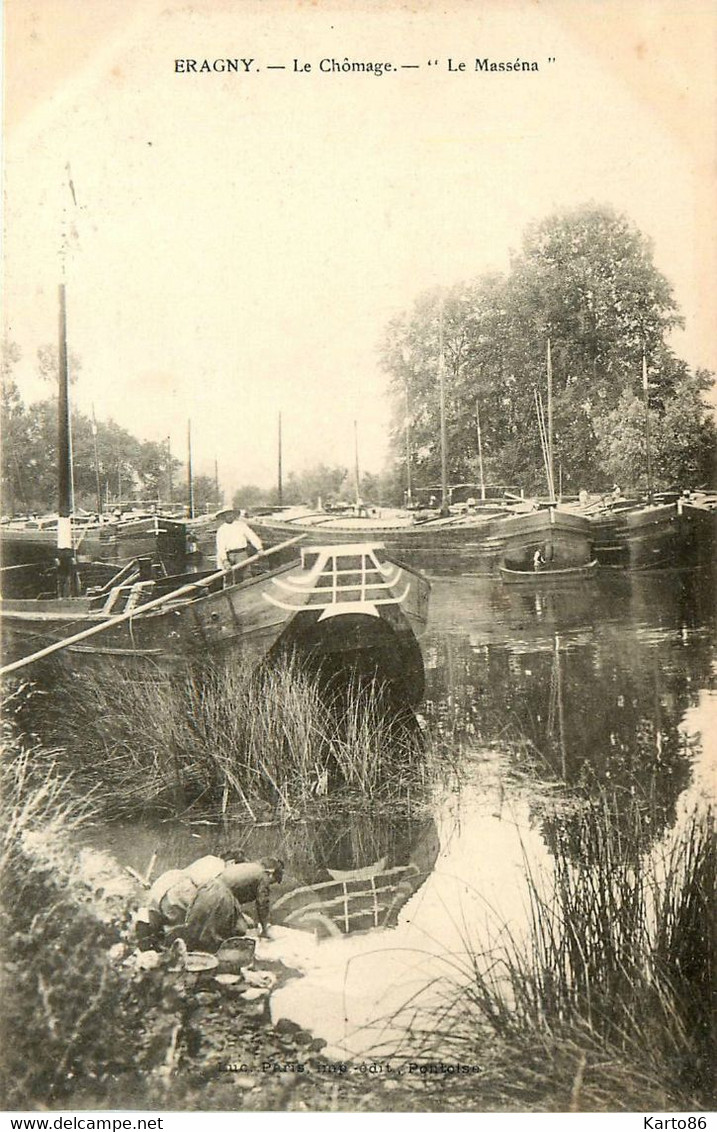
top-left (184, 857), bottom-right (284, 951)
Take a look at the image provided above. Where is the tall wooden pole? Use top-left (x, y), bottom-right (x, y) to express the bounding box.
top-left (353, 419), bottom-right (360, 505)
top-left (547, 338), bottom-right (555, 501)
top-left (91, 403), bottom-right (102, 516)
top-left (535, 387), bottom-right (553, 499)
top-left (57, 284), bottom-right (76, 595)
top-left (475, 400), bottom-right (485, 501)
top-left (404, 382), bottom-right (412, 504)
top-left (214, 457), bottom-right (220, 509)
top-left (187, 419), bottom-right (194, 519)
top-left (643, 351), bottom-right (653, 502)
top-left (167, 436), bottom-right (173, 506)
top-left (277, 412), bottom-right (283, 506)
top-left (439, 298), bottom-right (449, 513)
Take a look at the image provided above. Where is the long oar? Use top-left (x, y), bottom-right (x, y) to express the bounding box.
top-left (0, 562), bottom-right (54, 574)
top-left (0, 536), bottom-right (305, 678)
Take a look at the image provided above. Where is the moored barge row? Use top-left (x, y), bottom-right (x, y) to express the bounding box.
top-left (246, 503), bottom-right (595, 577)
top-left (579, 492), bottom-right (717, 571)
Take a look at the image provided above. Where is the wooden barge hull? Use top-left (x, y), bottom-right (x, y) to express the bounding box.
top-left (249, 508), bottom-right (593, 576)
top-left (0, 545), bottom-right (431, 705)
top-left (1, 516), bottom-right (190, 594)
top-left (591, 501), bottom-right (716, 570)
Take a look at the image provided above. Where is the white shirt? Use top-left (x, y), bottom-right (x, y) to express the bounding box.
top-left (146, 855), bottom-right (227, 925)
top-left (216, 518), bottom-right (263, 569)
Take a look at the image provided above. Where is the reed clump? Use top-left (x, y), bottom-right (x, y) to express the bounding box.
top-left (11, 655), bottom-right (433, 818)
top-left (399, 796), bottom-right (715, 1111)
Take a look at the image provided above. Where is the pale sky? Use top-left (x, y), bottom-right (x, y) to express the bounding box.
top-left (3, 0), bottom-right (716, 496)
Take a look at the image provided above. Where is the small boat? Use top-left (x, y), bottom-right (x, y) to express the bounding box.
top-left (499, 559), bottom-right (598, 585)
top-left (0, 541), bottom-right (431, 705)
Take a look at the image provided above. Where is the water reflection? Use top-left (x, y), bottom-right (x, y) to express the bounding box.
top-left (268, 750), bottom-right (561, 1058)
top-left (270, 813), bottom-right (439, 938)
top-left (87, 806), bottom-right (440, 931)
top-left (424, 568), bottom-right (714, 849)
top-left (85, 567), bottom-right (715, 1058)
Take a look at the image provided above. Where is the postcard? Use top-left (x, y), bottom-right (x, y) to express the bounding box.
top-left (2, 0), bottom-right (715, 1122)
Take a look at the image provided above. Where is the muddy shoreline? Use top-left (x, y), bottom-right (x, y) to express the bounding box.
top-left (150, 958), bottom-right (486, 1113)
top-left (0, 808), bottom-right (485, 1114)
top-left (105, 884), bottom-right (490, 1113)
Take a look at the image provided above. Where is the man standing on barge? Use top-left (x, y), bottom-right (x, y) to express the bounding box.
top-left (215, 507), bottom-right (263, 570)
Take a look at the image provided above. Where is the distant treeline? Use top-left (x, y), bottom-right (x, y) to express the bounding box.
top-left (1, 348), bottom-right (220, 516)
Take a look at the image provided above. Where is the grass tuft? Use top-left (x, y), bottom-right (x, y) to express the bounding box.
top-left (389, 796), bottom-right (715, 1111)
top-left (5, 655), bottom-right (450, 818)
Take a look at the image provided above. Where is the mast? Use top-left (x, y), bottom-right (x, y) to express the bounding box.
top-left (404, 382), bottom-right (412, 505)
top-left (116, 441), bottom-right (122, 508)
top-left (277, 411), bottom-right (283, 506)
top-left (57, 283), bottom-right (76, 595)
top-left (187, 419), bottom-right (195, 518)
top-left (438, 298), bottom-right (449, 513)
top-left (475, 399), bottom-right (485, 501)
top-left (534, 387), bottom-right (553, 500)
top-left (547, 338), bottom-right (555, 501)
top-left (214, 457), bottom-right (220, 509)
top-left (353, 419), bottom-right (360, 505)
top-left (91, 403), bottom-right (102, 515)
top-left (166, 436), bottom-right (173, 507)
top-left (643, 350), bottom-right (653, 502)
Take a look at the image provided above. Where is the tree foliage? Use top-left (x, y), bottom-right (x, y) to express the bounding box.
top-left (594, 371), bottom-right (716, 490)
top-left (1, 344), bottom-right (184, 515)
top-left (191, 473), bottom-right (222, 515)
top-left (233, 483), bottom-right (273, 509)
top-left (283, 463), bottom-right (349, 506)
top-left (381, 205), bottom-right (715, 494)
top-left (232, 464), bottom-right (384, 510)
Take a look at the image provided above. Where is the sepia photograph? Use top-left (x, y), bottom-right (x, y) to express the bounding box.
top-left (1, 0), bottom-right (715, 1120)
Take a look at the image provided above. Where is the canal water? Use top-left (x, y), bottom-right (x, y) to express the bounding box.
top-left (88, 566), bottom-right (716, 1059)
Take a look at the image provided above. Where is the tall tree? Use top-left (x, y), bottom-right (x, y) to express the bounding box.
top-left (283, 464), bottom-right (349, 506)
top-left (233, 483), bottom-right (273, 509)
top-left (381, 205), bottom-right (712, 492)
top-left (191, 473), bottom-right (221, 515)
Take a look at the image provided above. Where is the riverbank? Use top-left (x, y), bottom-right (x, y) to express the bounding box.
top-left (0, 743), bottom-right (492, 1112)
top-left (2, 730), bottom-right (713, 1113)
top-left (0, 733), bottom-right (467, 1112)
